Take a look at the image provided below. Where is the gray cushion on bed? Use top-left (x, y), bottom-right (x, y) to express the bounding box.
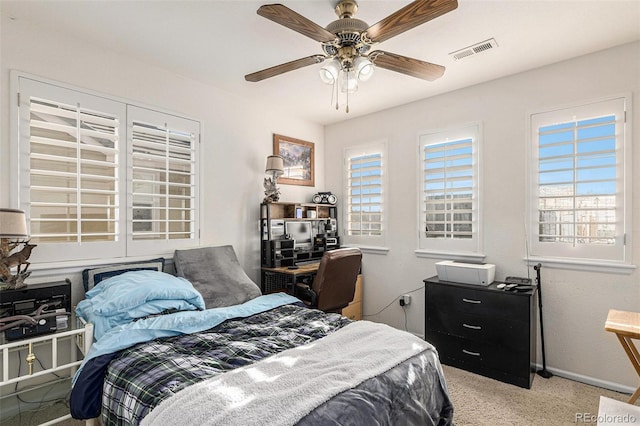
top-left (174, 245), bottom-right (261, 309)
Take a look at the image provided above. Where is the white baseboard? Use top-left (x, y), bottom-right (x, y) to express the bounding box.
top-left (534, 363), bottom-right (635, 395)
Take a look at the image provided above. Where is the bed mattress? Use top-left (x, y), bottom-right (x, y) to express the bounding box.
top-left (72, 303), bottom-right (453, 425)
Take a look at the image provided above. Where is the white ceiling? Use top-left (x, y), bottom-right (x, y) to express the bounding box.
top-left (3, 0), bottom-right (639, 125)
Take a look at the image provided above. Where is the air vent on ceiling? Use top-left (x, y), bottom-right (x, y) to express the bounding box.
top-left (450, 38), bottom-right (498, 61)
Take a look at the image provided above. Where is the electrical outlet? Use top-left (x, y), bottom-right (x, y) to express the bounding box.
top-left (399, 294), bottom-right (411, 307)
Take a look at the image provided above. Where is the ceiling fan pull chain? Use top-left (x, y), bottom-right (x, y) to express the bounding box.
top-left (346, 70), bottom-right (350, 113)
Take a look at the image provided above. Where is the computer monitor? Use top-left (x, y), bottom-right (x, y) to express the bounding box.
top-left (285, 221), bottom-right (312, 251)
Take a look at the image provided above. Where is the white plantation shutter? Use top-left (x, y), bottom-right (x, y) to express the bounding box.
top-left (16, 76), bottom-right (200, 263)
top-left (29, 99), bottom-right (120, 242)
top-left (19, 78), bottom-right (126, 261)
top-left (344, 143), bottom-right (385, 244)
top-left (127, 106), bottom-right (199, 256)
top-left (423, 138), bottom-right (473, 239)
top-left (529, 96), bottom-right (629, 263)
top-left (418, 124), bottom-right (481, 255)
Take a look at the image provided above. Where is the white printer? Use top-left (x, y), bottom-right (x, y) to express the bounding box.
top-left (435, 260), bottom-right (495, 286)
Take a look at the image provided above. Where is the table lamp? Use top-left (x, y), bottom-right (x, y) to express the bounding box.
top-left (263, 155), bottom-right (284, 203)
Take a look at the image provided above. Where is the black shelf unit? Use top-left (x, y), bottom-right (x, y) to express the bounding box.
top-left (260, 202), bottom-right (340, 287)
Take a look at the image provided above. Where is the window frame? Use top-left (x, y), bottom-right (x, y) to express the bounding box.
top-left (416, 122), bottom-right (484, 261)
top-left (526, 94), bottom-right (633, 271)
top-left (342, 141), bottom-right (387, 248)
top-left (10, 72), bottom-right (201, 264)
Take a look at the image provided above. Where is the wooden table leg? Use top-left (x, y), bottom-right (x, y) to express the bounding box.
top-left (616, 334), bottom-right (640, 404)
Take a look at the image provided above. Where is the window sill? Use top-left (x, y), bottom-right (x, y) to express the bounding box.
top-left (342, 244), bottom-right (390, 255)
top-left (524, 256), bottom-right (636, 274)
top-left (414, 250), bottom-right (486, 263)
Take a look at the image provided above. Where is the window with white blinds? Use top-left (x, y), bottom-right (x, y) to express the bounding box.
top-left (418, 124), bottom-right (481, 255)
top-left (28, 98), bottom-right (120, 244)
top-left (344, 143), bottom-right (385, 244)
top-left (528, 96), bottom-right (630, 263)
top-left (128, 106), bottom-right (198, 255)
top-left (16, 76), bottom-right (200, 263)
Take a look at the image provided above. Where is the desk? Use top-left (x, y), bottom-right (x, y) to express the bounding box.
top-left (261, 263), bottom-right (320, 294)
top-left (605, 309), bottom-right (640, 404)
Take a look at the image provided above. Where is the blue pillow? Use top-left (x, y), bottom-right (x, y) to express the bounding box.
top-left (76, 270), bottom-right (204, 340)
top-left (82, 258), bottom-right (165, 292)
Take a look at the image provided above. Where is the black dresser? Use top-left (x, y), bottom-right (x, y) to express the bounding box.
top-left (424, 276), bottom-right (537, 388)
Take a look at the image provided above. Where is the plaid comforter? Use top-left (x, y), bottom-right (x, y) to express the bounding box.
top-left (100, 304), bottom-right (351, 425)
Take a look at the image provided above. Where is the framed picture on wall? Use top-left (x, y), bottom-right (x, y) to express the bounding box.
top-left (273, 134), bottom-right (315, 186)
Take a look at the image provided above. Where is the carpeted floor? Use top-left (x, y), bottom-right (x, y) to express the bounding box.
top-left (443, 364), bottom-right (632, 425)
top-left (2, 365), bottom-right (633, 425)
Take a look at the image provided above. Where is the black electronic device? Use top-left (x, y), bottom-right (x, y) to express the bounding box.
top-left (311, 192), bottom-right (337, 205)
top-left (505, 276), bottom-right (532, 285)
top-left (313, 235), bottom-right (340, 251)
top-left (323, 218), bottom-right (338, 237)
top-left (513, 285), bottom-right (534, 292)
top-left (0, 280), bottom-right (71, 341)
top-left (262, 239), bottom-right (295, 267)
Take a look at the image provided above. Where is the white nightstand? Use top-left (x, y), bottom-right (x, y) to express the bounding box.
top-left (0, 317), bottom-right (93, 425)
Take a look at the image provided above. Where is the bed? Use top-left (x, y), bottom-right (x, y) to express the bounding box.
top-left (69, 249), bottom-right (454, 425)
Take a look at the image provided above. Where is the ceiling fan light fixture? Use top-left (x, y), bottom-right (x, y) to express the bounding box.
top-left (354, 56), bottom-right (374, 81)
top-left (340, 71), bottom-right (358, 93)
top-left (247, 0), bottom-right (458, 113)
top-left (319, 59), bottom-right (341, 84)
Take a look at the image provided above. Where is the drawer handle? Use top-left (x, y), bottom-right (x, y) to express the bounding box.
top-left (463, 323), bottom-right (481, 330)
top-left (462, 298), bottom-right (481, 304)
top-left (462, 349), bottom-right (481, 357)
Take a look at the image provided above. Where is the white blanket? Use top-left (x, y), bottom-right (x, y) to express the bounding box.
top-left (141, 320), bottom-right (432, 426)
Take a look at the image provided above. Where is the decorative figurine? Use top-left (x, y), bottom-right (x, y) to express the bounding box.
top-left (0, 240), bottom-right (36, 290)
top-left (263, 176), bottom-right (281, 203)
top-left (263, 155), bottom-right (284, 203)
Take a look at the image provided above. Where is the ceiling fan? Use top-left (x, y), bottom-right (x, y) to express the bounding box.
top-left (245, 0), bottom-right (458, 110)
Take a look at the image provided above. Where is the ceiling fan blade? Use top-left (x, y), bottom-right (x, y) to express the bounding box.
top-left (370, 51), bottom-right (445, 81)
top-left (245, 55), bottom-right (326, 82)
top-left (365, 0), bottom-right (458, 43)
top-left (257, 4), bottom-right (337, 43)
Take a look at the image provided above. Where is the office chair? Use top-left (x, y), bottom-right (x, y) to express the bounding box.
top-left (296, 247), bottom-right (362, 314)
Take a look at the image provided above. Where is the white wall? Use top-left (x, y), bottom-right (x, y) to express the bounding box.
top-left (0, 12), bottom-right (324, 305)
top-left (2, 3), bottom-right (639, 398)
top-left (325, 42), bottom-right (640, 392)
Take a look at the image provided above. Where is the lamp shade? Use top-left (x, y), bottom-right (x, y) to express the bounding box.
top-left (0, 209), bottom-right (28, 238)
top-left (354, 56), bottom-right (374, 82)
top-left (265, 155), bottom-right (284, 176)
top-left (319, 59), bottom-right (341, 85)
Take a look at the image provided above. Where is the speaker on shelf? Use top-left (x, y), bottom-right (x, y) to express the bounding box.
top-left (312, 192), bottom-right (337, 205)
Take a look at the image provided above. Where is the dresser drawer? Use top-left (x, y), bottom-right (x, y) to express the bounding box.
top-left (427, 309), bottom-right (529, 351)
top-left (426, 282), bottom-right (529, 320)
top-left (427, 331), bottom-right (531, 378)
